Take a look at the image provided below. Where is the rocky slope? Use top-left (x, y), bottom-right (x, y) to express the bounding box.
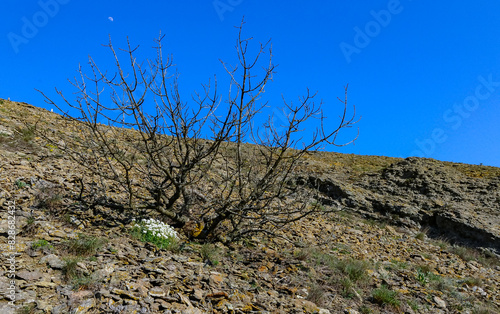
top-left (1, 99), bottom-right (500, 313)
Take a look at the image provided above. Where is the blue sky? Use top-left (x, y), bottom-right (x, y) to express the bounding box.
top-left (2, 1), bottom-right (500, 167)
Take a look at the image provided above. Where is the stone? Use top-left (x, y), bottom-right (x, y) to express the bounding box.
top-left (149, 287), bottom-right (166, 298)
top-left (94, 263), bottom-right (115, 279)
top-left (52, 304), bottom-right (70, 314)
top-left (35, 281), bottom-right (57, 288)
top-left (16, 270), bottom-right (42, 281)
top-left (192, 288), bottom-right (204, 300)
top-left (40, 254), bottom-right (64, 269)
top-left (16, 289), bottom-right (37, 303)
top-left (292, 298), bottom-right (319, 312)
top-left (433, 296), bottom-right (446, 309)
top-left (112, 288), bottom-right (140, 301)
top-left (73, 298), bottom-right (96, 314)
top-left (69, 290), bottom-right (93, 303)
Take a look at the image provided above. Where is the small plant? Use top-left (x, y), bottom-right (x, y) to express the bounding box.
top-left (71, 273), bottom-right (100, 291)
top-left (416, 269), bottom-right (428, 286)
top-left (200, 243), bottom-right (220, 266)
top-left (448, 245), bottom-right (500, 267)
top-left (434, 238), bottom-right (449, 250)
top-left (339, 277), bottom-right (355, 298)
top-left (15, 125), bottom-right (36, 142)
top-left (390, 259), bottom-right (408, 270)
top-left (306, 283), bottom-right (326, 306)
top-left (23, 215), bottom-right (37, 235)
top-left (471, 305), bottom-right (497, 314)
top-left (31, 239), bottom-right (53, 251)
top-left (407, 299), bottom-right (420, 311)
top-left (336, 258), bottom-right (370, 283)
top-left (65, 233), bottom-right (107, 256)
top-left (372, 285), bottom-right (400, 307)
top-left (294, 247), bottom-right (314, 261)
top-left (359, 305), bottom-right (373, 314)
top-left (15, 179), bottom-right (28, 189)
top-left (310, 200), bottom-right (326, 212)
top-left (35, 186), bottom-right (63, 211)
top-left (431, 276), bottom-right (453, 292)
top-left (62, 257), bottom-right (100, 290)
top-left (0, 132), bottom-right (9, 144)
top-left (415, 232), bottom-right (426, 241)
top-left (62, 257), bottom-right (81, 280)
top-left (130, 218), bottom-right (180, 251)
top-left (463, 277), bottom-right (482, 287)
top-left (417, 264), bottom-right (432, 274)
top-left (16, 303), bottom-right (36, 314)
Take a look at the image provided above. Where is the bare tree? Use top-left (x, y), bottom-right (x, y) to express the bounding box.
top-left (192, 22), bottom-right (358, 241)
top-left (39, 18), bottom-right (357, 241)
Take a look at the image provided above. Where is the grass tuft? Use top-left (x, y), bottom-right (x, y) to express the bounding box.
top-left (372, 285), bottom-right (400, 307)
top-left (200, 243), bottom-right (221, 266)
top-left (15, 125), bottom-right (36, 142)
top-left (65, 233), bottom-right (107, 256)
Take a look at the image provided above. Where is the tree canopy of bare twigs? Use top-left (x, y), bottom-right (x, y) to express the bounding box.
top-left (38, 19), bottom-right (358, 242)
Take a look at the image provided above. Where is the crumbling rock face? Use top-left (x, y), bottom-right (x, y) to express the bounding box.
top-left (305, 157), bottom-right (500, 254)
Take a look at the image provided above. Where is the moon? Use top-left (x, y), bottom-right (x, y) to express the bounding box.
top-left (108, 17), bottom-right (114, 22)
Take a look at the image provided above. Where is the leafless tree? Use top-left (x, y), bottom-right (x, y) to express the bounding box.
top-left (39, 18), bottom-right (358, 241)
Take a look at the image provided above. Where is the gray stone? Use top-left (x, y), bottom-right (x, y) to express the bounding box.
top-left (40, 254), bottom-right (65, 269)
top-left (52, 304), bottom-right (70, 314)
top-left (16, 270), bottom-right (42, 281)
top-left (433, 296), bottom-right (446, 309)
top-left (73, 298), bottom-right (96, 314)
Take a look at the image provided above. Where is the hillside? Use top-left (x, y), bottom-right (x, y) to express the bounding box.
top-left (1, 98), bottom-right (499, 313)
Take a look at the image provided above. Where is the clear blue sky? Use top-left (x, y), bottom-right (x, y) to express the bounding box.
top-left (2, 1), bottom-right (500, 167)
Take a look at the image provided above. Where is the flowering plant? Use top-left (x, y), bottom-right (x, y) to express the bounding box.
top-left (131, 218), bottom-right (179, 250)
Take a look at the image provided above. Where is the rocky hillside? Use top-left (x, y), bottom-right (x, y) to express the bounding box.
top-left (1, 99), bottom-right (500, 313)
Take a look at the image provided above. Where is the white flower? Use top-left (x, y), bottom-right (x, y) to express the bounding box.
top-left (133, 218), bottom-right (179, 240)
